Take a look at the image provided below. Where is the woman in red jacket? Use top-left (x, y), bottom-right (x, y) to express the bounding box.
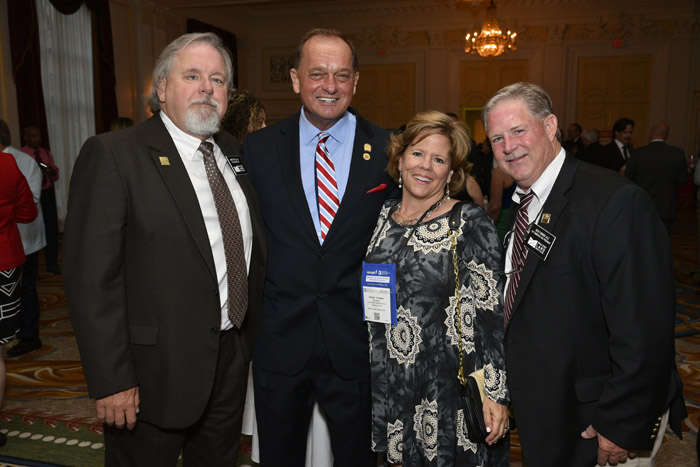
top-left (0, 152), bottom-right (38, 446)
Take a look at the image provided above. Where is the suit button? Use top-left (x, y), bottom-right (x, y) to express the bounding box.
top-left (318, 252), bottom-right (325, 259)
top-left (650, 435), bottom-right (656, 439)
top-left (210, 328), bottom-right (218, 335)
top-left (213, 289), bottom-right (219, 296)
top-left (317, 293), bottom-right (327, 299)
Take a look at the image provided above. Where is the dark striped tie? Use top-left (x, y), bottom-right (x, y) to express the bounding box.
top-left (315, 133), bottom-right (338, 241)
top-left (199, 141), bottom-right (248, 328)
top-left (504, 191), bottom-right (535, 326)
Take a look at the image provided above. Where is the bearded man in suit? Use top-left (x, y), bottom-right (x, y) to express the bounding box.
top-left (242, 28), bottom-right (395, 466)
top-left (63, 32), bottom-right (265, 466)
top-left (484, 82), bottom-right (684, 467)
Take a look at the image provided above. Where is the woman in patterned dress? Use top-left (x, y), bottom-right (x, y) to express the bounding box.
top-left (366, 111), bottom-right (509, 466)
top-left (0, 151), bottom-right (38, 447)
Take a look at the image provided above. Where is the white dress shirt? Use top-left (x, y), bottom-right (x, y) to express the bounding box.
top-left (5, 145), bottom-right (46, 255)
top-left (160, 112), bottom-right (253, 331)
top-left (504, 148), bottom-right (566, 291)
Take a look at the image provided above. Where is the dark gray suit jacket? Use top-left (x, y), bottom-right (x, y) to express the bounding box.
top-left (625, 140), bottom-right (687, 225)
top-left (63, 115), bottom-right (266, 428)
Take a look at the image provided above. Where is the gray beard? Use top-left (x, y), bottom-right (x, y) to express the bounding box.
top-left (185, 99), bottom-right (221, 136)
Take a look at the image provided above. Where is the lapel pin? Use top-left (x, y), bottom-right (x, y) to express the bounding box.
top-left (159, 156), bottom-right (170, 166)
top-left (363, 153), bottom-right (371, 160)
top-left (364, 143), bottom-right (372, 152)
top-left (541, 213), bottom-right (551, 224)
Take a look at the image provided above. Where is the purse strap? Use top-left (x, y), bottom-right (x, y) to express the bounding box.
top-left (449, 202), bottom-right (468, 386)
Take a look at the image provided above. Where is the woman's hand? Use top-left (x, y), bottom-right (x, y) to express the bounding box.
top-left (482, 397), bottom-right (509, 444)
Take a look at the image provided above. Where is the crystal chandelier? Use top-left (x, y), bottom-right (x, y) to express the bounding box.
top-left (465, 0), bottom-right (517, 58)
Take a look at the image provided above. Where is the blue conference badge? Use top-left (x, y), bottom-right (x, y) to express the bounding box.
top-left (361, 262), bottom-right (397, 325)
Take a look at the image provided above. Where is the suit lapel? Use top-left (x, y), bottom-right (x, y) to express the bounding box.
top-left (276, 114), bottom-right (320, 243)
top-left (506, 154), bottom-right (577, 328)
top-left (147, 116), bottom-right (217, 280)
top-left (323, 111), bottom-right (377, 244)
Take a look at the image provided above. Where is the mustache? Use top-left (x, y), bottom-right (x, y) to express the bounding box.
top-left (189, 97), bottom-right (219, 110)
top-left (504, 153), bottom-right (524, 162)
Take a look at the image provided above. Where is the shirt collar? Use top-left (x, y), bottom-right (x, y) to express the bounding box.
top-left (615, 139), bottom-right (626, 150)
top-left (299, 106), bottom-right (351, 146)
top-left (513, 147), bottom-right (567, 205)
top-left (159, 111), bottom-right (215, 161)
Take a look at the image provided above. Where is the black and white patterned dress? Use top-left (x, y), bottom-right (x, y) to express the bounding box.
top-left (366, 199), bottom-right (509, 466)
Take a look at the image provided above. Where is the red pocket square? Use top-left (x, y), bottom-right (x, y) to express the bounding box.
top-left (366, 183), bottom-right (388, 193)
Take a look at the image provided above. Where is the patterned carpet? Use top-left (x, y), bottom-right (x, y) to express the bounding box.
top-left (1, 196), bottom-right (699, 466)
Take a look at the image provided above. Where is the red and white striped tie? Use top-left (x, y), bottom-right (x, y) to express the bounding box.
top-left (503, 191), bottom-right (535, 326)
top-left (315, 132), bottom-right (338, 241)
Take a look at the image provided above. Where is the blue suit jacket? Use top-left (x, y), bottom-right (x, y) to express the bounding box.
top-left (243, 108), bottom-right (394, 379)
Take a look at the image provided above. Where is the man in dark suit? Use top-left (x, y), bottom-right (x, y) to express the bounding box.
top-left (599, 117), bottom-right (635, 172)
top-left (242, 28), bottom-right (394, 466)
top-left (483, 83), bottom-right (684, 466)
top-left (63, 32), bottom-right (265, 466)
top-left (564, 122), bottom-right (585, 155)
top-left (576, 128), bottom-right (603, 164)
top-left (625, 122), bottom-right (688, 235)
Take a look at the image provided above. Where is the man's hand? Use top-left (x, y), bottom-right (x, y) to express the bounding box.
top-left (96, 386), bottom-right (140, 430)
top-left (483, 397), bottom-right (509, 444)
top-left (581, 425), bottom-right (637, 466)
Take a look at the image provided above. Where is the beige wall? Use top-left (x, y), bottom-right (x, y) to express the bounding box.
top-left (3, 0), bottom-right (699, 154)
top-left (211, 0), bottom-right (699, 152)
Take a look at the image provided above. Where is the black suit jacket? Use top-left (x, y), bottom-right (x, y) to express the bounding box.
top-left (504, 154), bottom-right (684, 466)
top-left (625, 140), bottom-right (687, 224)
top-left (598, 141), bottom-right (627, 172)
top-left (242, 109), bottom-right (394, 379)
top-left (63, 115), bottom-right (266, 428)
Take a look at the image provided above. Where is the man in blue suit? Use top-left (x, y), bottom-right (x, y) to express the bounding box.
top-left (243, 28), bottom-right (394, 466)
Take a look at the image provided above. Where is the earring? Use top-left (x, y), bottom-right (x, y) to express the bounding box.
top-left (445, 183), bottom-right (450, 199)
top-left (398, 172), bottom-right (403, 189)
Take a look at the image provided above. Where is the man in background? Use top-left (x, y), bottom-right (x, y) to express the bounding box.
top-left (21, 126), bottom-right (60, 275)
top-left (64, 32), bottom-right (265, 465)
top-left (0, 120), bottom-right (46, 358)
top-left (243, 28), bottom-right (394, 466)
top-left (564, 122), bottom-right (584, 155)
top-left (625, 122), bottom-right (687, 235)
top-left (599, 117), bottom-right (635, 172)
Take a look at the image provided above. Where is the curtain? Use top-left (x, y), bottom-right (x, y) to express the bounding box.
top-left (8, 0), bottom-right (51, 151)
top-left (35, 0), bottom-right (95, 225)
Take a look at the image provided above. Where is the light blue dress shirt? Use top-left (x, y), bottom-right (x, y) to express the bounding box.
top-left (298, 108), bottom-right (357, 243)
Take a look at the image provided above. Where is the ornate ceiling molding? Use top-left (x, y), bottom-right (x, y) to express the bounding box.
top-left (355, 13), bottom-right (697, 51)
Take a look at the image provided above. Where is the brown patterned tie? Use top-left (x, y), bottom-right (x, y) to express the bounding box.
top-left (199, 141), bottom-right (248, 328)
top-left (503, 191), bottom-right (535, 327)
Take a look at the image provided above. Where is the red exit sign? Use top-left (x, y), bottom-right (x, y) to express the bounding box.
top-left (612, 39), bottom-right (624, 48)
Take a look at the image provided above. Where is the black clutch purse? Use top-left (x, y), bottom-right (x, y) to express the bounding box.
top-left (459, 369), bottom-right (488, 443)
top-left (449, 202), bottom-right (489, 444)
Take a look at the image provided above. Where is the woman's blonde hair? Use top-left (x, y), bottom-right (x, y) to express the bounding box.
top-left (387, 110), bottom-right (472, 194)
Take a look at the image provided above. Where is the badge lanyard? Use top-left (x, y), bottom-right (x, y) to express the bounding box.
top-left (362, 198), bottom-right (446, 325)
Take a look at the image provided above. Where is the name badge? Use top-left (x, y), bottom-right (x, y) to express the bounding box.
top-left (224, 155), bottom-right (248, 176)
top-left (525, 224), bottom-right (556, 261)
top-left (361, 262), bottom-right (397, 325)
